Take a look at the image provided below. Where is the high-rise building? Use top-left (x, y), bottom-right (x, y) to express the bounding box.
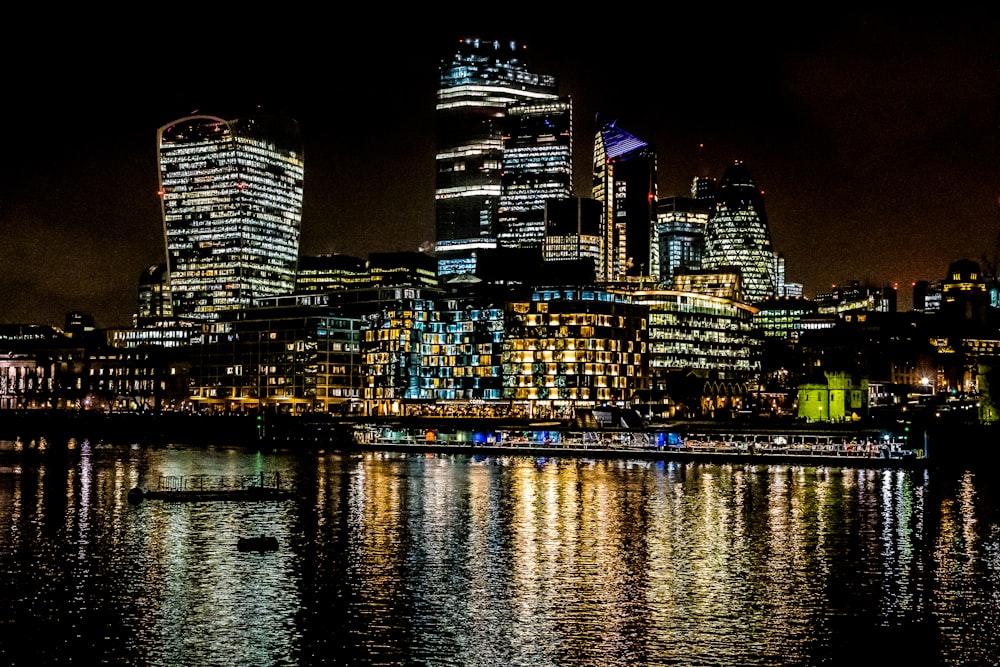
top-left (702, 160), bottom-right (775, 304)
top-left (543, 197), bottom-right (602, 274)
top-left (435, 38), bottom-right (563, 278)
top-left (157, 113), bottom-right (304, 321)
top-left (652, 197), bottom-right (710, 284)
top-left (592, 121), bottom-right (657, 282)
top-left (498, 98), bottom-right (573, 250)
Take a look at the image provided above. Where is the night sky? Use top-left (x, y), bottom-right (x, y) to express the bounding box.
top-left (3, 11), bottom-right (998, 327)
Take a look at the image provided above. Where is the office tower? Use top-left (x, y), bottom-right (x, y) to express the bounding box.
top-left (435, 38), bottom-right (563, 278)
top-left (498, 98), bottom-right (573, 250)
top-left (692, 175), bottom-right (716, 202)
top-left (157, 113), bottom-right (304, 321)
top-left (652, 197), bottom-right (710, 284)
top-left (136, 263), bottom-right (173, 321)
top-left (592, 121), bottom-right (657, 282)
top-left (543, 197), bottom-right (602, 275)
top-left (702, 160), bottom-right (775, 304)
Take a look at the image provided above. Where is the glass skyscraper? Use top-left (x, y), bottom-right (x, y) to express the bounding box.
top-left (157, 113), bottom-right (304, 321)
top-left (702, 160), bottom-right (775, 304)
top-left (592, 121), bottom-right (657, 283)
top-left (498, 98), bottom-right (573, 250)
top-left (652, 196), bottom-right (710, 284)
top-left (435, 38), bottom-right (564, 278)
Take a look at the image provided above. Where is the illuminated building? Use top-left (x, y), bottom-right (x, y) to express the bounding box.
top-left (542, 197), bottom-right (602, 274)
top-left (137, 263), bottom-right (173, 320)
top-left (502, 288), bottom-right (647, 414)
top-left (629, 289), bottom-right (761, 418)
top-left (753, 296), bottom-right (820, 339)
top-left (913, 280), bottom-right (942, 313)
top-left (367, 252), bottom-right (439, 289)
top-left (188, 293), bottom-right (362, 414)
top-left (592, 121), bottom-right (657, 282)
top-left (814, 281), bottom-right (896, 314)
top-left (941, 258), bottom-right (989, 321)
top-left (702, 160), bottom-right (775, 304)
top-left (498, 98), bottom-right (573, 250)
top-left (360, 289), bottom-right (505, 415)
top-left (435, 38), bottom-right (563, 278)
top-left (157, 113), bottom-right (304, 321)
top-left (797, 370), bottom-right (869, 422)
top-left (295, 254), bottom-right (368, 292)
top-left (653, 197), bottom-right (710, 285)
top-left (671, 268), bottom-right (743, 302)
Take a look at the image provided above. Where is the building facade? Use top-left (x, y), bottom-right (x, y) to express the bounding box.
top-left (498, 98), bottom-right (573, 250)
top-left (157, 113), bottom-right (304, 321)
top-left (592, 121), bottom-right (657, 283)
top-left (652, 196), bottom-right (710, 285)
top-left (435, 38), bottom-right (563, 278)
top-left (702, 160), bottom-right (775, 304)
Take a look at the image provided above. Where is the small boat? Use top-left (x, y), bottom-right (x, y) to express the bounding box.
top-left (237, 535), bottom-right (279, 552)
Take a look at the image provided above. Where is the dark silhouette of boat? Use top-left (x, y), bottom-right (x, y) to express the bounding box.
top-left (237, 535), bottom-right (279, 552)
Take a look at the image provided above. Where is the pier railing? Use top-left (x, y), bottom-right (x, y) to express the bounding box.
top-left (156, 472), bottom-right (284, 493)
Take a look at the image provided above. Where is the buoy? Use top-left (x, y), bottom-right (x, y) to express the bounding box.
top-left (127, 487), bottom-right (145, 504)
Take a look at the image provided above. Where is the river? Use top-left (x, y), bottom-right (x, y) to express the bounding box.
top-left (0, 439), bottom-right (997, 666)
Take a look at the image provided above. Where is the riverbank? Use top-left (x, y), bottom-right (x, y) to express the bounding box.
top-left (0, 409), bottom-right (993, 469)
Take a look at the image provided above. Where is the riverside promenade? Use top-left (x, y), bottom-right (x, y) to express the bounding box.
top-left (3, 408), bottom-right (991, 469)
top-left (347, 417), bottom-right (925, 469)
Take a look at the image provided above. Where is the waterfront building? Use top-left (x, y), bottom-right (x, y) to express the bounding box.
top-left (542, 197), bottom-right (602, 274)
top-left (702, 160), bottom-right (776, 304)
top-left (187, 294), bottom-right (363, 414)
top-left (295, 254), bottom-right (368, 293)
top-left (435, 38), bottom-right (563, 278)
top-left (157, 113), bottom-right (304, 321)
top-left (628, 289), bottom-right (761, 419)
top-left (592, 121), bottom-right (657, 282)
top-left (498, 98), bottom-right (573, 251)
top-left (502, 288), bottom-right (647, 418)
top-left (359, 288), bottom-right (506, 416)
top-left (652, 196), bottom-right (710, 285)
top-left (797, 370), bottom-right (869, 422)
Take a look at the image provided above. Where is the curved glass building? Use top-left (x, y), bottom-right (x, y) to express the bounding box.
top-left (702, 160), bottom-right (775, 304)
top-left (157, 114), bottom-right (304, 321)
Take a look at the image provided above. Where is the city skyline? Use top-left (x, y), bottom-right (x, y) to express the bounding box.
top-left (3, 13), bottom-right (999, 327)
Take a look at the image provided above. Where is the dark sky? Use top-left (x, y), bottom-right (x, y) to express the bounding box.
top-left (3, 12), bottom-right (999, 327)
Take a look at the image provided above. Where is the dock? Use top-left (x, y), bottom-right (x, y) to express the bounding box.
top-left (127, 472), bottom-right (295, 503)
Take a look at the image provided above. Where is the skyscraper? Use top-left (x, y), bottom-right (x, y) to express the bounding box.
top-left (157, 113), bottom-right (304, 321)
top-left (592, 121), bottom-right (657, 282)
top-left (435, 38), bottom-right (564, 278)
top-left (652, 196), bottom-right (710, 284)
top-left (497, 98), bottom-right (573, 250)
top-left (702, 160), bottom-right (775, 304)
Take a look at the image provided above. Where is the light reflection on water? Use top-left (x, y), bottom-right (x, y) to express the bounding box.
top-left (0, 443), bottom-right (998, 666)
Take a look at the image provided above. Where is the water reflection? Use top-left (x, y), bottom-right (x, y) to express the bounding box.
top-left (0, 443), bottom-right (998, 666)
